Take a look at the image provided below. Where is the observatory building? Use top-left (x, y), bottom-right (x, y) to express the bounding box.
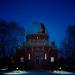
top-left (15, 23), bottom-right (57, 69)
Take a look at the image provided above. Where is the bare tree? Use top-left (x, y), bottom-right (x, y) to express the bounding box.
top-left (0, 19), bottom-right (25, 58)
top-left (61, 25), bottom-right (75, 61)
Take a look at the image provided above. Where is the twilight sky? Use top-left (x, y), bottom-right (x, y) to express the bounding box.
top-left (0, 0), bottom-right (75, 47)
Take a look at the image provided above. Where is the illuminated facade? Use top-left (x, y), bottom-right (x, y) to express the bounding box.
top-left (15, 23), bottom-right (57, 69)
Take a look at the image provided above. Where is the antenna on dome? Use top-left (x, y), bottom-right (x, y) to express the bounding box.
top-left (40, 23), bottom-right (45, 33)
top-left (32, 22), bottom-right (45, 33)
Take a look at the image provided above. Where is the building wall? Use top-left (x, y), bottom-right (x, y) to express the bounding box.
top-left (15, 33), bottom-right (58, 69)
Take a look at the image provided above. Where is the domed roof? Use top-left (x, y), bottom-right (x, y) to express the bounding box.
top-left (32, 22), bottom-right (45, 34)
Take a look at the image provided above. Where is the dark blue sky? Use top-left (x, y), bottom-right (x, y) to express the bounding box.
top-left (0, 0), bottom-right (75, 47)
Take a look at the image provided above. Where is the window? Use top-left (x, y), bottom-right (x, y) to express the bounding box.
top-left (20, 57), bottom-right (24, 62)
top-left (28, 53), bottom-right (31, 60)
top-left (37, 36), bottom-right (38, 39)
top-left (51, 57), bottom-right (54, 62)
top-left (45, 53), bottom-right (47, 60)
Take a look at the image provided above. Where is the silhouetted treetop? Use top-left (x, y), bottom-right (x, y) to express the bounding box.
top-left (61, 25), bottom-right (75, 61)
top-left (0, 19), bottom-right (25, 58)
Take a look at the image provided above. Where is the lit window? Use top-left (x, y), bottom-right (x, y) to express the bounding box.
top-left (51, 57), bottom-right (54, 62)
top-left (28, 53), bottom-right (31, 60)
top-left (45, 53), bottom-right (47, 60)
top-left (37, 37), bottom-right (38, 39)
top-left (20, 57), bottom-right (24, 62)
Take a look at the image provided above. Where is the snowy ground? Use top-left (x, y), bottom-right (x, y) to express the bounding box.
top-left (52, 70), bottom-right (75, 74)
top-left (2, 70), bottom-right (75, 75)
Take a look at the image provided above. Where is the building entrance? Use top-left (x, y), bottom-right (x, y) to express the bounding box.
top-left (33, 49), bottom-right (43, 65)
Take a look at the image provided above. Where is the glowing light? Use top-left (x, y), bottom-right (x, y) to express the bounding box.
top-left (16, 67), bottom-right (19, 70)
top-left (59, 67), bottom-right (62, 70)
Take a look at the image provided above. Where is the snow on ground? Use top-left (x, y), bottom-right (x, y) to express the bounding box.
top-left (2, 70), bottom-right (75, 75)
top-left (52, 70), bottom-right (75, 74)
top-left (3, 70), bottom-right (29, 75)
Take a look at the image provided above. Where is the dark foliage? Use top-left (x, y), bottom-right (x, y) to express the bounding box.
top-left (60, 25), bottom-right (75, 72)
top-left (0, 19), bottom-right (25, 58)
